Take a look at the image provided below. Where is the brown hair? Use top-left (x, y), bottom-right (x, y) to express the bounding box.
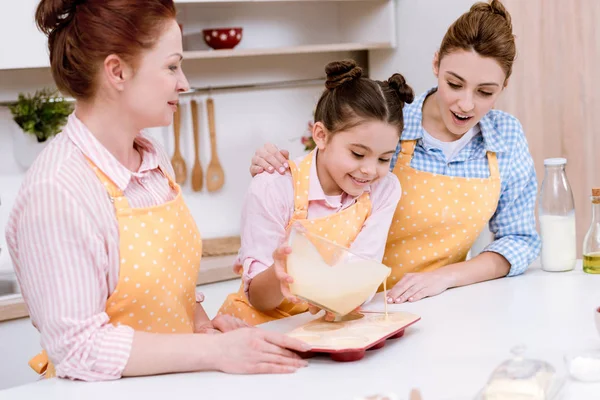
top-left (314, 60), bottom-right (414, 137)
top-left (438, 0), bottom-right (516, 80)
top-left (35, 0), bottom-right (177, 100)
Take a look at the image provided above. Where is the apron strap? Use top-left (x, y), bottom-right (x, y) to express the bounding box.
top-left (29, 350), bottom-right (56, 378)
top-left (355, 191), bottom-right (372, 219)
top-left (84, 161), bottom-right (178, 212)
top-left (486, 151), bottom-right (500, 178)
top-left (289, 151), bottom-right (316, 221)
top-left (157, 165), bottom-right (179, 192)
top-left (398, 140), bottom-right (418, 166)
top-left (398, 141), bottom-right (499, 179)
top-left (85, 158), bottom-right (132, 210)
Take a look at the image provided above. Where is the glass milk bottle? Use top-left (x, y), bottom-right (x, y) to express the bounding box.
top-left (538, 158), bottom-right (576, 272)
top-left (583, 188), bottom-right (600, 274)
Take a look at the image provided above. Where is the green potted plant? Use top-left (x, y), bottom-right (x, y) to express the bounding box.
top-left (8, 88), bottom-right (73, 169)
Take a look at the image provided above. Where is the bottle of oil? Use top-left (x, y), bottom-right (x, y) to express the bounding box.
top-left (583, 188), bottom-right (600, 273)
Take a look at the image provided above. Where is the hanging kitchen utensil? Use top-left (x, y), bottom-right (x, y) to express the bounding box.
top-left (205, 96), bottom-right (225, 192)
top-left (190, 99), bottom-right (203, 192)
top-left (171, 104), bottom-right (187, 185)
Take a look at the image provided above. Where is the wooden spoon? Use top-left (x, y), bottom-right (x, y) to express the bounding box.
top-left (205, 97), bottom-right (225, 192)
top-left (171, 104), bottom-right (187, 185)
top-left (190, 100), bottom-right (203, 192)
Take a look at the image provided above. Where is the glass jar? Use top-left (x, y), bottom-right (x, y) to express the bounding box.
top-left (538, 158), bottom-right (576, 272)
top-left (583, 188), bottom-right (600, 274)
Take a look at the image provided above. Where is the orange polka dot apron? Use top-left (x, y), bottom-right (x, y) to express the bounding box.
top-left (381, 140), bottom-right (501, 290)
top-left (218, 150), bottom-right (372, 325)
top-left (29, 160), bottom-right (202, 378)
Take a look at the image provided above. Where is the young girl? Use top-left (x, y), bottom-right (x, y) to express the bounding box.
top-left (219, 60), bottom-right (414, 325)
top-left (6, 0), bottom-right (308, 381)
top-left (249, 0), bottom-right (541, 305)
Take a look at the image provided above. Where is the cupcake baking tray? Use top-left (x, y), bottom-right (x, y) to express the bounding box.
top-left (286, 311), bottom-right (421, 362)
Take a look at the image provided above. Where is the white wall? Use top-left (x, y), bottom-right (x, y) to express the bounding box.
top-left (369, 0), bottom-right (476, 93)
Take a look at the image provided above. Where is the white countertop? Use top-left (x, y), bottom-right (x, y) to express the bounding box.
top-left (2, 262), bottom-right (600, 400)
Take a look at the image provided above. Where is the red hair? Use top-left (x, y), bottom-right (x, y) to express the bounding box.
top-left (36, 0), bottom-right (177, 99)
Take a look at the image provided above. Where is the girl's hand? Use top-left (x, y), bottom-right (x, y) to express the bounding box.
top-left (195, 325), bottom-right (222, 334)
top-left (307, 305), bottom-right (336, 321)
top-left (387, 271), bottom-right (452, 303)
top-left (250, 143), bottom-right (290, 177)
top-left (211, 314), bottom-right (249, 333)
top-left (272, 244), bottom-right (300, 303)
top-left (307, 305), bottom-right (361, 322)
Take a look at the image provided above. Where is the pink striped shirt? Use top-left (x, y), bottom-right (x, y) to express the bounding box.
top-left (239, 151), bottom-right (402, 292)
top-left (5, 113), bottom-right (181, 381)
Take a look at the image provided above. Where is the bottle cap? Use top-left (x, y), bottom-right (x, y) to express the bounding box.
top-left (544, 158), bottom-right (567, 166)
top-left (593, 188), bottom-right (600, 197)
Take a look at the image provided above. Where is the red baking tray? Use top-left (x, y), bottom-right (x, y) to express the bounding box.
top-left (287, 311), bottom-right (421, 362)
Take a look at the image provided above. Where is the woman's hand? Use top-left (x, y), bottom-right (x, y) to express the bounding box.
top-left (250, 143), bottom-right (290, 177)
top-left (387, 271), bottom-right (452, 303)
top-left (213, 328), bottom-right (311, 374)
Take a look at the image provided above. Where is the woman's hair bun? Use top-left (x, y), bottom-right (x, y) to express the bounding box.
top-left (470, 0), bottom-right (512, 26)
top-left (36, 0), bottom-right (81, 35)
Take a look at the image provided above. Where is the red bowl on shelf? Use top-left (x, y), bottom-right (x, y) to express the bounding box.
top-left (202, 27), bottom-right (243, 50)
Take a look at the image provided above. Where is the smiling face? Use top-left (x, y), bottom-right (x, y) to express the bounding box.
top-left (431, 49), bottom-right (507, 138)
top-left (122, 19), bottom-right (190, 129)
top-left (313, 120), bottom-right (399, 197)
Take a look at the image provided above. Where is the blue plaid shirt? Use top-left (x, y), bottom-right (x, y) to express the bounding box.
top-left (390, 88), bottom-right (541, 276)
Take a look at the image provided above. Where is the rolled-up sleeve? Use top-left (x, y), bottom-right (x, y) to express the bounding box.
top-left (7, 182), bottom-right (134, 381)
top-left (483, 124), bottom-right (541, 276)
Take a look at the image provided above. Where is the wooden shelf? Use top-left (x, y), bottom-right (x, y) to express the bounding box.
top-left (184, 42), bottom-right (392, 60)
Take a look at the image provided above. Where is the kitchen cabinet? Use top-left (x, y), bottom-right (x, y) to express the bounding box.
top-left (0, 0), bottom-right (395, 70)
top-left (176, 0), bottom-right (395, 60)
top-left (0, 0), bottom-right (49, 70)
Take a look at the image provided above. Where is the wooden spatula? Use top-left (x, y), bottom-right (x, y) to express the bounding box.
top-left (205, 97), bottom-right (225, 192)
top-left (190, 100), bottom-right (203, 192)
top-left (171, 104), bottom-right (187, 185)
